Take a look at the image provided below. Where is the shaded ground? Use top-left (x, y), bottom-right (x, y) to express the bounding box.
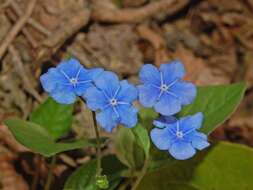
top-left (0, 0), bottom-right (253, 189)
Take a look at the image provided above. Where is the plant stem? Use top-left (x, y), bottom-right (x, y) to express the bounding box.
top-left (44, 156), bottom-right (56, 190)
top-left (31, 154), bottom-right (40, 190)
top-left (92, 111), bottom-right (102, 176)
top-left (131, 159), bottom-right (149, 190)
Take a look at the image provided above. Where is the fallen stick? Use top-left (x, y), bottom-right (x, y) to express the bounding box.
top-left (10, 0), bottom-right (51, 36)
top-left (5, 9), bottom-right (38, 48)
top-left (0, 0), bottom-right (37, 59)
top-left (137, 24), bottom-right (169, 65)
top-left (8, 45), bottom-right (43, 103)
top-left (91, 0), bottom-right (189, 23)
top-left (36, 9), bottom-right (90, 63)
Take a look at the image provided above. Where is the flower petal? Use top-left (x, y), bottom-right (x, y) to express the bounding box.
top-left (117, 80), bottom-right (138, 102)
top-left (180, 112), bottom-right (204, 133)
top-left (170, 81), bottom-right (196, 105)
top-left (150, 127), bottom-right (176, 150)
top-left (57, 58), bottom-right (81, 78)
top-left (94, 71), bottom-right (120, 97)
top-left (78, 67), bottom-right (104, 81)
top-left (154, 93), bottom-right (181, 116)
top-left (138, 84), bottom-right (159, 107)
top-left (118, 105), bottom-right (138, 128)
top-left (50, 86), bottom-right (76, 104)
top-left (139, 64), bottom-right (160, 85)
top-left (74, 83), bottom-right (94, 96)
top-left (160, 60), bottom-right (185, 84)
top-left (40, 68), bottom-right (67, 93)
top-left (169, 141), bottom-right (196, 160)
top-left (190, 132), bottom-right (210, 150)
top-left (96, 107), bottom-right (119, 132)
top-left (83, 87), bottom-right (108, 111)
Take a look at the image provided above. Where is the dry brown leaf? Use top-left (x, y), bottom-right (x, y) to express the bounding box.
top-left (172, 46), bottom-right (230, 85)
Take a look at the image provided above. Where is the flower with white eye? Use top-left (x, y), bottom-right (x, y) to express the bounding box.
top-left (40, 58), bottom-right (103, 104)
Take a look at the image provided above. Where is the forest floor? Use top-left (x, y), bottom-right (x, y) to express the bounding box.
top-left (0, 0), bottom-right (253, 189)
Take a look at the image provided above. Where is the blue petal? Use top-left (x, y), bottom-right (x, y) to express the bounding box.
top-left (78, 67), bottom-right (104, 82)
top-left (150, 127), bottom-right (176, 150)
top-left (96, 107), bottom-right (119, 132)
top-left (57, 58), bottom-right (81, 78)
top-left (160, 60), bottom-right (185, 84)
top-left (74, 83), bottom-right (94, 96)
top-left (117, 105), bottom-right (138, 128)
top-left (83, 87), bottom-right (108, 111)
top-left (40, 68), bottom-right (67, 93)
top-left (180, 112), bottom-right (204, 133)
top-left (169, 141), bottom-right (196, 160)
top-left (139, 64), bottom-right (161, 86)
top-left (154, 93), bottom-right (181, 116)
top-left (117, 80), bottom-right (138, 102)
top-left (50, 86), bottom-right (76, 104)
top-left (94, 71), bottom-right (120, 98)
top-left (170, 81), bottom-right (196, 105)
top-left (75, 67), bottom-right (103, 96)
top-left (190, 132), bottom-right (210, 150)
top-left (138, 84), bottom-right (159, 107)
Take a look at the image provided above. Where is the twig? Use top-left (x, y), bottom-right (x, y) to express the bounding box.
top-left (91, 0), bottom-right (189, 23)
top-left (137, 24), bottom-right (168, 65)
top-left (36, 9), bottom-right (90, 63)
top-left (0, 0), bottom-right (37, 59)
top-left (5, 9), bottom-right (38, 48)
top-left (10, 0), bottom-right (52, 36)
top-left (44, 156), bottom-right (56, 190)
top-left (8, 45), bottom-right (43, 103)
top-left (31, 154), bottom-right (41, 190)
top-left (0, 0), bottom-right (10, 11)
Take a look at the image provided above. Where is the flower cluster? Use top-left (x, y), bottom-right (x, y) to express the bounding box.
top-left (40, 58), bottom-right (209, 160)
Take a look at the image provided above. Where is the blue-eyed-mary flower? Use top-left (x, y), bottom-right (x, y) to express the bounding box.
top-left (40, 58), bottom-right (103, 104)
top-left (138, 60), bottom-right (196, 116)
top-left (150, 113), bottom-right (210, 160)
top-left (83, 71), bottom-right (138, 132)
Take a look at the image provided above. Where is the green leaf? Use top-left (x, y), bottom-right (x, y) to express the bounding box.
top-left (132, 124), bottom-right (150, 158)
top-left (137, 142), bottom-right (253, 190)
top-left (64, 160), bottom-right (97, 190)
top-left (115, 126), bottom-right (145, 170)
top-left (30, 97), bottom-right (74, 139)
top-left (4, 118), bottom-right (97, 157)
top-left (64, 155), bottom-right (126, 190)
top-left (178, 82), bottom-right (247, 134)
top-left (115, 124), bottom-right (150, 170)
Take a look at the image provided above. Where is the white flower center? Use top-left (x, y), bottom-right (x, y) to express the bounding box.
top-left (160, 84), bottom-right (169, 91)
top-left (176, 131), bottom-right (184, 138)
top-left (110, 98), bottom-right (118, 106)
top-left (70, 78), bottom-right (78, 85)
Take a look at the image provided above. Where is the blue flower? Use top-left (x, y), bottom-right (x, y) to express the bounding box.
top-left (83, 71), bottom-right (138, 132)
top-left (40, 58), bottom-right (103, 104)
top-left (150, 113), bottom-right (210, 160)
top-left (138, 60), bottom-right (196, 116)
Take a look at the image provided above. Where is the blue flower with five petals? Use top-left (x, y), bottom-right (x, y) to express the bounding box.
top-left (40, 58), bottom-right (103, 104)
top-left (138, 60), bottom-right (196, 116)
top-left (150, 113), bottom-right (210, 160)
top-left (83, 71), bottom-right (138, 132)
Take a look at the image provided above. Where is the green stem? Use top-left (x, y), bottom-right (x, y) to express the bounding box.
top-left (92, 111), bottom-right (102, 176)
top-left (44, 156), bottom-right (56, 190)
top-left (31, 154), bottom-right (40, 190)
top-left (131, 159), bottom-right (149, 190)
